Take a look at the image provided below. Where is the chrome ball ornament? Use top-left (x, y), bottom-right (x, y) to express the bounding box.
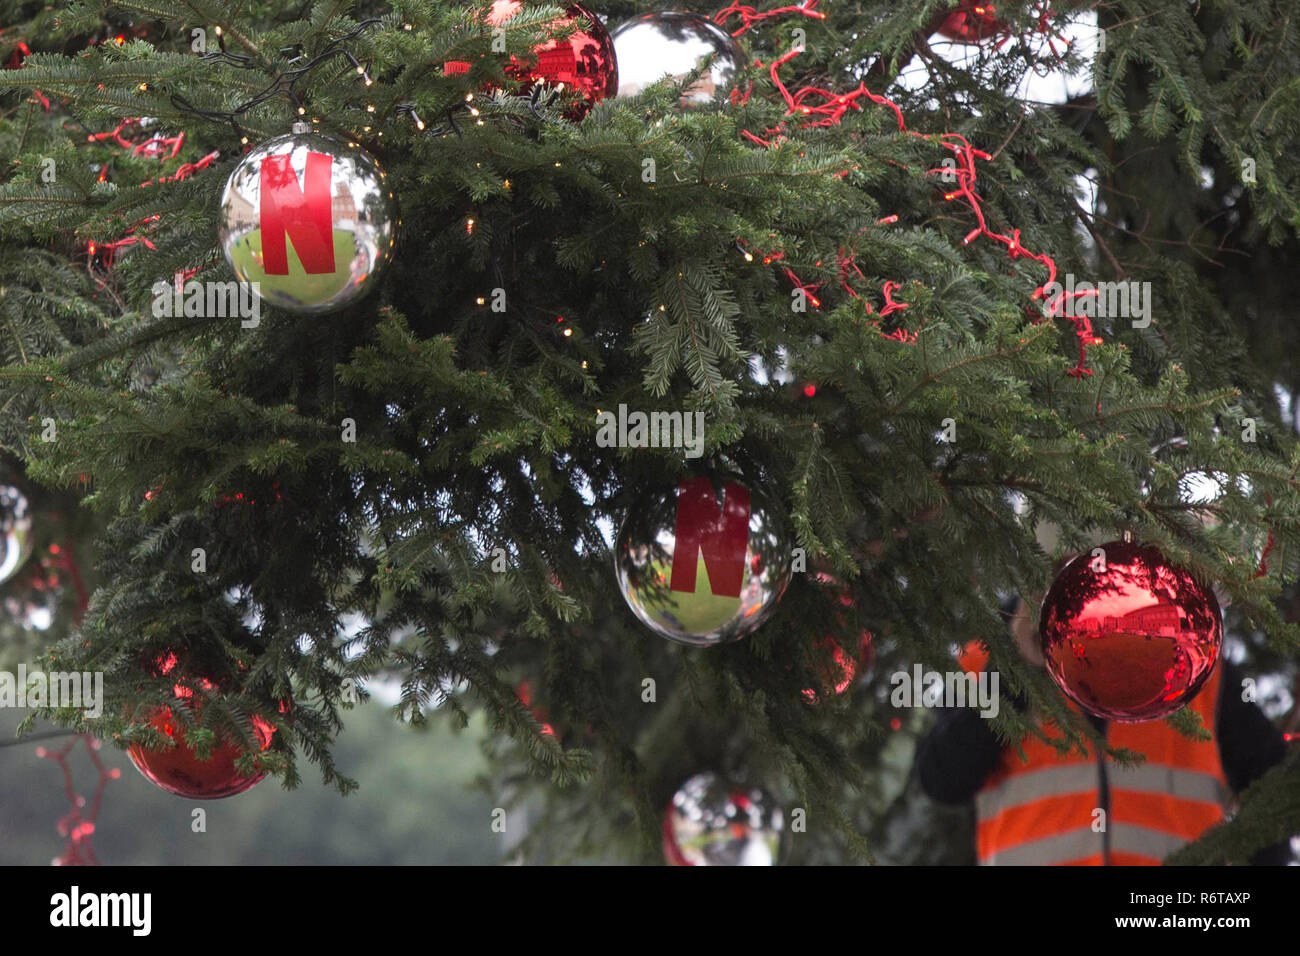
top-left (610, 12), bottom-right (747, 109)
top-left (614, 474), bottom-right (791, 647)
top-left (0, 484), bottom-right (33, 585)
top-left (663, 772), bottom-right (785, 866)
top-left (218, 123), bottom-right (398, 314)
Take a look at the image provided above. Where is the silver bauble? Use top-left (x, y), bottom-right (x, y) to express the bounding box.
top-left (0, 484), bottom-right (33, 585)
top-left (663, 772), bottom-right (785, 866)
top-left (218, 124), bottom-right (398, 314)
top-left (614, 473), bottom-right (791, 646)
top-left (611, 12), bottom-right (747, 108)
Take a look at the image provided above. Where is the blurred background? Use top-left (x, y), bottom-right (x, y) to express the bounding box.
top-left (0, 699), bottom-right (503, 865)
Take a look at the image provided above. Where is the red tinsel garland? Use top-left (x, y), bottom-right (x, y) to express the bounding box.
top-left (716, 1), bottom-right (1098, 373)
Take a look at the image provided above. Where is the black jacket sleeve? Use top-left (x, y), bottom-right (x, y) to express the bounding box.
top-left (918, 601), bottom-right (1020, 805)
top-left (1215, 663), bottom-right (1291, 865)
top-left (916, 705), bottom-right (1004, 805)
top-left (1215, 663), bottom-right (1286, 794)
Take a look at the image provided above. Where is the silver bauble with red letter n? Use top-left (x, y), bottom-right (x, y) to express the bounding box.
top-left (614, 473), bottom-right (791, 647)
top-left (218, 123), bottom-right (398, 315)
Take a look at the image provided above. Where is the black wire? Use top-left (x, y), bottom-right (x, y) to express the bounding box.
top-left (168, 18), bottom-right (384, 138)
top-left (0, 729), bottom-right (82, 749)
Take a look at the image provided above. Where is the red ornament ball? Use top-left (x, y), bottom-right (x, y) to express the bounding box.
top-left (444, 1), bottom-right (617, 118)
top-left (936, 1), bottom-right (1009, 43)
top-left (801, 633), bottom-right (873, 704)
top-left (1039, 541), bottom-right (1222, 722)
top-left (127, 656), bottom-right (279, 799)
top-left (801, 576), bottom-right (874, 703)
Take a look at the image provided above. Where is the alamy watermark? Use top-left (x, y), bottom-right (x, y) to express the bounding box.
top-left (0, 665), bottom-right (104, 717)
top-left (1042, 273), bottom-right (1153, 328)
top-left (151, 273), bottom-right (261, 328)
top-left (595, 403), bottom-right (705, 459)
top-left (890, 664), bottom-right (1000, 718)
top-left (50, 886), bottom-right (151, 936)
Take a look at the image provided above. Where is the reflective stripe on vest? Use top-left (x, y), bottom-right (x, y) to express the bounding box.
top-left (960, 643), bottom-right (1227, 865)
top-left (982, 824), bottom-right (1192, 866)
top-left (1107, 763), bottom-right (1227, 805)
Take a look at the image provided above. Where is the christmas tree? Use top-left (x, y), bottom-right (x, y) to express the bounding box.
top-left (1, 0), bottom-right (1297, 865)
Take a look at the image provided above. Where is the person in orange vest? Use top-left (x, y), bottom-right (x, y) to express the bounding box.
top-left (916, 596), bottom-right (1288, 865)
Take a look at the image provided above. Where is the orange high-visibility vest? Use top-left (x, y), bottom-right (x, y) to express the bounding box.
top-left (960, 645), bottom-right (1228, 866)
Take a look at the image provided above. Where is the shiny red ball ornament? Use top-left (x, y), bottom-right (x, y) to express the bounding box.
top-left (127, 656), bottom-right (279, 799)
top-left (1039, 541), bottom-right (1222, 722)
top-left (801, 576), bottom-right (874, 703)
top-left (515, 680), bottom-right (556, 737)
top-left (801, 633), bottom-right (873, 704)
top-left (444, 0), bottom-right (617, 118)
top-left (936, 1), bottom-right (1009, 43)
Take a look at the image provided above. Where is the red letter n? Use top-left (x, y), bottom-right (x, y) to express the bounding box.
top-left (669, 478), bottom-right (751, 599)
top-left (259, 151), bottom-right (335, 275)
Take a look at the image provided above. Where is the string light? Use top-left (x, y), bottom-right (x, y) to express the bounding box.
top-left (36, 735), bottom-right (119, 866)
top-left (715, 1), bottom-right (1096, 373)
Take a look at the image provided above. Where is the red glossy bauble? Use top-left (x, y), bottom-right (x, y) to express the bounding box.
top-left (444, 1), bottom-right (617, 118)
top-left (802, 632), bottom-right (874, 704)
top-left (800, 575), bottom-right (874, 703)
top-left (936, 1), bottom-right (1009, 43)
top-left (1039, 541), bottom-right (1222, 722)
top-left (515, 680), bottom-right (556, 737)
top-left (127, 654), bottom-right (280, 799)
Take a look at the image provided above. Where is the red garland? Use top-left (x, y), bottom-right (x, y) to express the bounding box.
top-left (36, 736), bottom-right (120, 866)
top-left (35, 542), bottom-right (118, 867)
top-left (85, 116), bottom-right (220, 271)
top-left (717, 2), bottom-right (1098, 375)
